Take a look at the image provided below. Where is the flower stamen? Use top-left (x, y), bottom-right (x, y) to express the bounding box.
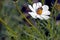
top-left (37, 8), bottom-right (42, 15)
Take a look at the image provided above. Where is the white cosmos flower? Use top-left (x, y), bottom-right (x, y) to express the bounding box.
top-left (28, 2), bottom-right (50, 20)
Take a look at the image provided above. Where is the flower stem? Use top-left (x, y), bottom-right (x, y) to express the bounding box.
top-left (14, 2), bottom-right (45, 39)
top-left (51, 0), bottom-right (58, 16)
top-left (41, 0), bottom-right (45, 5)
top-left (0, 18), bottom-right (18, 39)
top-left (28, 0), bottom-right (33, 4)
top-left (49, 0), bottom-right (58, 38)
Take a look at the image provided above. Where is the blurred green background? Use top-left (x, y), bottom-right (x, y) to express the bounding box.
top-left (0, 0), bottom-right (60, 40)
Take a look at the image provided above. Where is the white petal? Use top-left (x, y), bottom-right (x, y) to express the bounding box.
top-left (33, 3), bottom-right (37, 10)
top-left (36, 2), bottom-right (42, 9)
top-left (28, 12), bottom-right (37, 18)
top-left (42, 5), bottom-right (49, 11)
top-left (41, 15), bottom-right (50, 20)
top-left (42, 11), bottom-right (50, 15)
top-left (28, 5), bottom-right (35, 12)
top-left (36, 15), bottom-right (43, 20)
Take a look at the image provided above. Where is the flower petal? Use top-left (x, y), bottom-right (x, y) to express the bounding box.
top-left (42, 11), bottom-right (50, 15)
top-left (28, 5), bottom-right (35, 12)
top-left (33, 3), bottom-right (37, 10)
top-left (42, 5), bottom-right (49, 11)
top-left (41, 15), bottom-right (50, 20)
top-left (28, 12), bottom-right (37, 18)
top-left (37, 2), bottom-right (42, 9)
top-left (36, 15), bottom-right (43, 20)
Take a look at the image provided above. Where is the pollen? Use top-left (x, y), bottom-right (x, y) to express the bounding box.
top-left (37, 8), bottom-right (42, 15)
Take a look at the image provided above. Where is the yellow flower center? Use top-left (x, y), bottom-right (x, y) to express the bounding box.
top-left (37, 8), bottom-right (42, 15)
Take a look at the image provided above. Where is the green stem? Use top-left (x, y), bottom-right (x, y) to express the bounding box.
top-left (23, 31), bottom-right (42, 40)
top-left (41, 0), bottom-right (45, 5)
top-left (50, 0), bottom-right (58, 39)
top-left (28, 0), bottom-right (33, 4)
top-left (0, 18), bottom-right (18, 38)
top-left (47, 0), bottom-right (58, 39)
top-left (14, 2), bottom-right (45, 39)
top-left (51, 0), bottom-right (58, 16)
